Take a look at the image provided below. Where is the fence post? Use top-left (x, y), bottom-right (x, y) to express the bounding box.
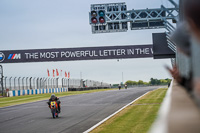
top-left (50, 78), bottom-right (52, 88)
top-left (5, 76), bottom-right (7, 90)
top-left (36, 78), bottom-right (39, 89)
top-left (26, 77), bottom-right (29, 90)
top-left (18, 77), bottom-right (21, 90)
top-left (33, 77), bottom-right (36, 89)
top-left (0, 65), bottom-right (3, 96)
top-left (22, 77), bottom-right (26, 90)
top-left (68, 78), bottom-right (70, 89)
top-left (14, 77), bottom-right (17, 90)
top-left (56, 78), bottom-right (59, 88)
top-left (62, 78), bottom-right (64, 87)
top-left (9, 77), bottom-right (12, 90)
top-left (40, 78), bottom-right (42, 89)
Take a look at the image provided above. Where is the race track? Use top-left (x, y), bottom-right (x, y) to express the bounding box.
top-left (0, 86), bottom-right (161, 133)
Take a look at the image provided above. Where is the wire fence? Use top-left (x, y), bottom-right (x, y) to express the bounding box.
top-left (0, 76), bottom-right (110, 92)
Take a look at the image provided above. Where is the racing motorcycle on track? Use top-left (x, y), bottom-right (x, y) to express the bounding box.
top-left (49, 101), bottom-right (59, 118)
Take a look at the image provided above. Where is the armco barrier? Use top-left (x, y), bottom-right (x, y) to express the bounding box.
top-left (7, 88), bottom-right (68, 97)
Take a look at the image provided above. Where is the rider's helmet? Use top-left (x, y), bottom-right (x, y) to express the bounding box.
top-left (51, 94), bottom-right (56, 100)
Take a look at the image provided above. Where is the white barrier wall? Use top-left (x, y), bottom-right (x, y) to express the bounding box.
top-left (7, 88), bottom-right (68, 97)
top-left (85, 80), bottom-right (110, 88)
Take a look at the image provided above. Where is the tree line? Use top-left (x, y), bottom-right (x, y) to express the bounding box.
top-left (125, 78), bottom-right (171, 86)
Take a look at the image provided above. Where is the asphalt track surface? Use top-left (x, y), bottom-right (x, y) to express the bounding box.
top-left (0, 86), bottom-right (161, 133)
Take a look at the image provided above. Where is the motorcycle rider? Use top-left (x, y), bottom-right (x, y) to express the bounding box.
top-left (47, 94), bottom-right (61, 113)
top-left (125, 84), bottom-right (128, 89)
top-left (118, 84), bottom-right (121, 90)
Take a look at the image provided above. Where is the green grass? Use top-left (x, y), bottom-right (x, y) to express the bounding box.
top-left (91, 88), bottom-right (167, 133)
top-left (0, 88), bottom-right (116, 107)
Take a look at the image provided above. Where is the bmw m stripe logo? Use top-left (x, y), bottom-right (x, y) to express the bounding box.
top-left (8, 54), bottom-right (21, 59)
top-left (0, 52), bottom-right (5, 62)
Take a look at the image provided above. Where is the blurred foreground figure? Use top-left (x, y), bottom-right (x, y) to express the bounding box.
top-left (184, 0), bottom-right (200, 106)
top-left (149, 1), bottom-right (200, 133)
top-left (185, 0), bottom-right (200, 41)
top-left (169, 21), bottom-right (192, 92)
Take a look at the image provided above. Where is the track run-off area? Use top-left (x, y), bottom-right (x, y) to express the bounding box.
top-left (0, 86), bottom-right (163, 133)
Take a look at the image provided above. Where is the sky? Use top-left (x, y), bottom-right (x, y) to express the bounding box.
top-left (0, 0), bottom-right (178, 84)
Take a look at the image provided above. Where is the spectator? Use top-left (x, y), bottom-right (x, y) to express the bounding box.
top-left (170, 22), bottom-right (191, 56)
top-left (184, 0), bottom-right (200, 105)
top-left (169, 21), bottom-right (193, 92)
top-left (184, 0), bottom-right (200, 41)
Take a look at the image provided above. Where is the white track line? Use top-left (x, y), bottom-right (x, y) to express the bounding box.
top-left (83, 91), bottom-right (151, 133)
top-left (0, 96), bottom-right (44, 104)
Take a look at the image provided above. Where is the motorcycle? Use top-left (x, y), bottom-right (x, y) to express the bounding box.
top-left (49, 101), bottom-right (59, 118)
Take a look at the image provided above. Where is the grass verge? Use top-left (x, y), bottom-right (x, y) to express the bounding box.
top-left (0, 88), bottom-right (116, 108)
top-left (91, 88), bottom-right (167, 133)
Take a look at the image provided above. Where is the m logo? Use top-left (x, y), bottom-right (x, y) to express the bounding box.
top-left (0, 52), bottom-right (5, 62)
top-left (8, 54), bottom-right (21, 59)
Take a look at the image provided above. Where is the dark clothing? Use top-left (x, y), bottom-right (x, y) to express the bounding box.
top-left (48, 96), bottom-right (60, 102)
top-left (118, 85), bottom-right (121, 90)
top-left (179, 77), bottom-right (193, 93)
top-left (168, 82), bottom-right (171, 88)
